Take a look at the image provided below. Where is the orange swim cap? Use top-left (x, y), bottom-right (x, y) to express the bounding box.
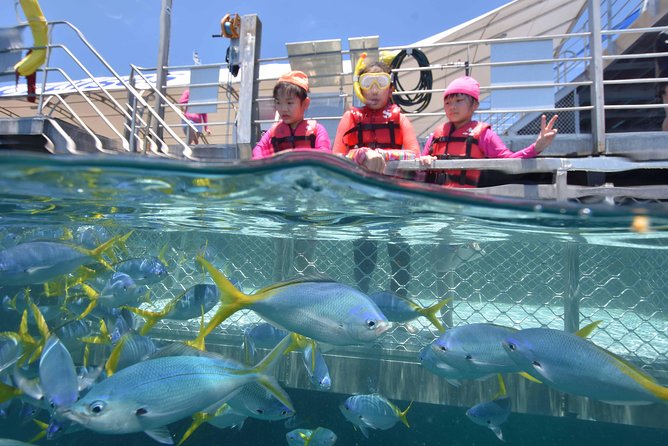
top-left (278, 70), bottom-right (309, 92)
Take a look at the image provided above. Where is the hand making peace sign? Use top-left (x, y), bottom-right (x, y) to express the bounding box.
top-left (534, 114), bottom-right (558, 153)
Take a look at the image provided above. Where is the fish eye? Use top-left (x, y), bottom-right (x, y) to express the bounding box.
top-left (532, 360), bottom-right (542, 368)
top-left (366, 319), bottom-right (376, 329)
top-left (465, 355), bottom-right (473, 360)
top-left (440, 346), bottom-right (447, 351)
top-left (507, 342), bottom-right (516, 351)
top-left (256, 409), bottom-right (264, 414)
top-left (89, 401), bottom-right (105, 414)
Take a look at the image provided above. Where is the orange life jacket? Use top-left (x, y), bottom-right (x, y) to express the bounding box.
top-left (426, 121), bottom-right (490, 187)
top-left (342, 104), bottom-right (403, 150)
top-left (269, 120), bottom-right (317, 152)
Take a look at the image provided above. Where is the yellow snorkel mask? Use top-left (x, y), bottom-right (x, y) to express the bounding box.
top-left (353, 52), bottom-right (368, 104)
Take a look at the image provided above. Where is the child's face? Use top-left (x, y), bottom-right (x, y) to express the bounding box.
top-left (275, 91), bottom-right (310, 127)
top-left (443, 94), bottom-right (478, 128)
top-left (361, 69), bottom-right (392, 110)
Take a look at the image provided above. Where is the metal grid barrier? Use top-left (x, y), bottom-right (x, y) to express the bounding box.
top-left (125, 229), bottom-right (668, 377)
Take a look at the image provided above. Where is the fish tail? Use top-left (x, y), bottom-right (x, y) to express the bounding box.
top-left (399, 400), bottom-right (413, 428)
top-left (104, 334), bottom-right (128, 377)
top-left (29, 419), bottom-right (48, 443)
top-left (186, 256), bottom-right (254, 350)
top-left (575, 320), bottom-right (602, 338)
top-left (124, 306), bottom-right (166, 335)
top-left (76, 283), bottom-right (100, 320)
top-left (0, 381), bottom-right (22, 404)
top-left (416, 298), bottom-right (451, 332)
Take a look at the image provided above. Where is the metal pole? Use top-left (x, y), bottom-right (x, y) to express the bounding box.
top-left (236, 14), bottom-right (262, 160)
top-left (588, 0), bottom-right (606, 154)
top-left (154, 0), bottom-right (172, 141)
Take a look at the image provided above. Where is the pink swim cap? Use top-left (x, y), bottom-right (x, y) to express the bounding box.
top-left (443, 76), bottom-right (480, 101)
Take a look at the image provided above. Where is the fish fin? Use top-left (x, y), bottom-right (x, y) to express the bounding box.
top-left (243, 331), bottom-right (256, 365)
top-left (187, 256), bottom-right (253, 350)
top-left (575, 320), bottom-right (602, 338)
top-left (254, 374), bottom-right (293, 414)
top-left (357, 423), bottom-right (370, 438)
top-left (493, 374), bottom-right (508, 398)
top-left (254, 275), bottom-right (336, 294)
top-left (157, 243), bottom-right (169, 266)
top-left (415, 298), bottom-right (451, 332)
top-left (25, 265), bottom-right (51, 275)
top-left (518, 371), bottom-right (542, 384)
top-left (177, 411), bottom-right (211, 446)
top-left (144, 427), bottom-right (174, 445)
top-left (399, 400), bottom-right (413, 428)
top-left (490, 425), bottom-right (505, 442)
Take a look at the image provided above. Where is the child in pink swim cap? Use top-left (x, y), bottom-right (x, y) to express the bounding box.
top-left (421, 75), bottom-right (558, 187)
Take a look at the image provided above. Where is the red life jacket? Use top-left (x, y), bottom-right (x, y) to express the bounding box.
top-left (342, 104), bottom-right (403, 150)
top-left (426, 121), bottom-right (490, 187)
top-left (269, 120), bottom-right (317, 152)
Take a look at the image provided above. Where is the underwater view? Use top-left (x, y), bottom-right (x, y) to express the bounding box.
top-left (1, 152), bottom-right (667, 446)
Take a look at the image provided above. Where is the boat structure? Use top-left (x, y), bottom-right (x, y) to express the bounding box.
top-left (0, 0), bottom-right (667, 202)
top-left (1, 0), bottom-right (668, 433)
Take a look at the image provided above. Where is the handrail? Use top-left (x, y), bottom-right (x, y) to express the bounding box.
top-left (41, 20), bottom-right (192, 157)
top-left (129, 65), bottom-right (200, 143)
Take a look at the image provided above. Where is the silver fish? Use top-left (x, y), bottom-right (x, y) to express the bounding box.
top-left (430, 323), bottom-right (521, 379)
top-left (466, 396), bottom-right (511, 441)
top-left (418, 344), bottom-right (463, 387)
top-left (503, 327), bottom-right (668, 404)
top-left (39, 336), bottom-right (78, 410)
top-left (368, 290), bottom-right (448, 332)
top-left (114, 257), bottom-right (168, 285)
top-left (63, 355), bottom-right (292, 444)
top-left (339, 394), bottom-right (411, 438)
top-left (303, 343), bottom-right (331, 390)
top-left (192, 257), bottom-right (389, 349)
top-left (0, 238), bottom-right (117, 286)
top-left (286, 427), bottom-right (338, 446)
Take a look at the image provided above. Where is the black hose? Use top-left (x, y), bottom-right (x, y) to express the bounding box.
top-left (390, 48), bottom-right (433, 113)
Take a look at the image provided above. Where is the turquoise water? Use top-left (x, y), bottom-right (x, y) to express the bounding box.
top-left (1, 152), bottom-right (667, 445)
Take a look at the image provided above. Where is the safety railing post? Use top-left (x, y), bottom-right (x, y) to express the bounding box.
top-left (588, 0), bottom-right (606, 154)
top-left (236, 14), bottom-right (262, 160)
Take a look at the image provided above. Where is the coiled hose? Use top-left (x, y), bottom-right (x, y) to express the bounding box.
top-left (390, 48), bottom-right (433, 113)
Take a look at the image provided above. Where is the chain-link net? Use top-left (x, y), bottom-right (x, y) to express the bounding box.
top-left (124, 229), bottom-right (668, 377)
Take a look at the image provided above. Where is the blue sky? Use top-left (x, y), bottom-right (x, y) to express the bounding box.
top-left (2, 0), bottom-right (509, 77)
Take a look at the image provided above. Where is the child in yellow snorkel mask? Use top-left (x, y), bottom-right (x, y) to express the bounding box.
top-left (332, 56), bottom-right (421, 174)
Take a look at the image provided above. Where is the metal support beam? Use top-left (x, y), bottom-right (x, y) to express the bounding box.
top-left (236, 15), bottom-right (262, 160)
top-left (153, 0), bottom-right (172, 141)
top-left (588, 0), bottom-right (606, 154)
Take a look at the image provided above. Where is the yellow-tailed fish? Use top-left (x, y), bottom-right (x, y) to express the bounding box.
top-left (368, 291), bottom-right (449, 332)
top-left (62, 344), bottom-right (293, 444)
top-left (340, 393), bottom-right (412, 439)
top-left (0, 234), bottom-right (122, 286)
top-left (503, 327), bottom-right (668, 404)
top-left (188, 256), bottom-right (389, 350)
top-left (466, 395), bottom-right (511, 441)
